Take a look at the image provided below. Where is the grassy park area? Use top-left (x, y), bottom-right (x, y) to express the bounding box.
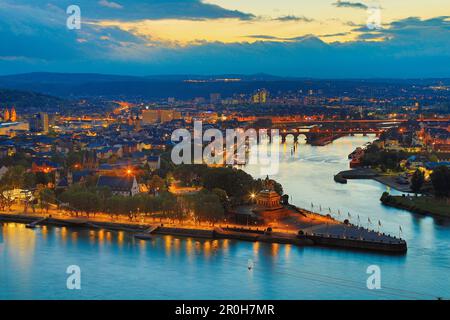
top-left (381, 193), bottom-right (450, 218)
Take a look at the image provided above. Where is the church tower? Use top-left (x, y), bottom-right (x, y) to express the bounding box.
top-left (10, 107), bottom-right (16, 122)
top-left (54, 170), bottom-right (60, 186)
top-left (134, 115), bottom-right (141, 132)
top-left (67, 171), bottom-right (73, 186)
top-left (4, 108), bottom-right (10, 122)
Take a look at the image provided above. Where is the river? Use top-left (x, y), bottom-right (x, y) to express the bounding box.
top-left (1, 135), bottom-right (449, 299)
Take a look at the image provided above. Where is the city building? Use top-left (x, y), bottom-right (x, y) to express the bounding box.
top-left (142, 109), bottom-right (160, 124)
top-left (160, 109), bottom-right (181, 123)
top-left (210, 93), bottom-right (221, 104)
top-left (0, 122), bottom-right (29, 136)
top-left (30, 112), bottom-right (49, 133)
top-left (141, 109), bottom-right (182, 124)
top-left (1, 107), bottom-right (16, 122)
top-left (97, 175), bottom-right (139, 196)
top-left (252, 89), bottom-right (268, 104)
top-left (147, 155), bottom-right (161, 170)
top-left (31, 158), bottom-right (60, 173)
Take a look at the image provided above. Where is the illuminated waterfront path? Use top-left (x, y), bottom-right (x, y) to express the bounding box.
top-left (0, 209), bottom-right (406, 253)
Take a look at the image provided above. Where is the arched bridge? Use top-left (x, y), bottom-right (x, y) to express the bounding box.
top-left (261, 127), bottom-right (384, 145)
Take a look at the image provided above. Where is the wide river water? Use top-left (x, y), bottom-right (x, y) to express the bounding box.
top-left (1, 136), bottom-right (449, 299)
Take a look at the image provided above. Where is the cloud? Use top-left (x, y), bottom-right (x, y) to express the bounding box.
top-left (7, 0), bottom-right (254, 21)
top-left (333, 1), bottom-right (368, 10)
top-left (0, 0), bottom-right (150, 63)
top-left (353, 16), bottom-right (450, 53)
top-left (98, 0), bottom-right (123, 9)
top-left (244, 34), bottom-right (325, 42)
top-left (245, 35), bottom-right (282, 40)
top-left (0, 0), bottom-right (449, 78)
top-left (319, 32), bottom-right (350, 38)
top-left (274, 15), bottom-right (314, 23)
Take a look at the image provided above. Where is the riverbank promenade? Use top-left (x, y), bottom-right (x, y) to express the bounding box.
top-left (0, 203), bottom-right (407, 254)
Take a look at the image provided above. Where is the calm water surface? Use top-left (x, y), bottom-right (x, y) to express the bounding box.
top-left (1, 136), bottom-right (449, 299)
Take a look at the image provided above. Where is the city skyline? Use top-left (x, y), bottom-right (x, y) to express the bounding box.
top-left (0, 0), bottom-right (449, 77)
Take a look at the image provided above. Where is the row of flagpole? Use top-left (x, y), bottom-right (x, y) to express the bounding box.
top-left (310, 202), bottom-right (403, 239)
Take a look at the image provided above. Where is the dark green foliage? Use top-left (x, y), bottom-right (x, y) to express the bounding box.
top-left (431, 166), bottom-right (450, 198)
top-left (361, 144), bottom-right (408, 171)
top-left (410, 169), bottom-right (425, 194)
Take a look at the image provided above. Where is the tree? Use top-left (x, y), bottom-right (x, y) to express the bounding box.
top-left (66, 151), bottom-right (83, 168)
top-left (428, 154), bottom-right (439, 163)
top-left (410, 169), bottom-right (424, 194)
top-left (0, 165), bottom-right (25, 189)
top-left (23, 172), bottom-right (36, 189)
top-left (39, 188), bottom-right (55, 213)
top-left (173, 164), bottom-right (207, 186)
top-left (139, 194), bottom-right (162, 214)
top-left (203, 167), bottom-right (254, 202)
top-left (431, 166), bottom-right (450, 198)
top-left (35, 172), bottom-right (51, 186)
top-left (147, 175), bottom-right (165, 195)
top-left (0, 184), bottom-right (14, 211)
top-left (212, 188), bottom-right (229, 210)
top-left (187, 190), bottom-right (225, 224)
top-left (160, 192), bottom-right (178, 220)
top-left (105, 195), bottom-right (127, 216)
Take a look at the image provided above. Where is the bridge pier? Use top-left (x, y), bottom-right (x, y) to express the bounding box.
top-left (257, 129), bottom-right (273, 143)
top-left (280, 131), bottom-right (302, 143)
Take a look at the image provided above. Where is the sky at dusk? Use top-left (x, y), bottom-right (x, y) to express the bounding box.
top-left (0, 0), bottom-right (449, 77)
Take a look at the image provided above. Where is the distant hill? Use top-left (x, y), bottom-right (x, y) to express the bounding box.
top-left (0, 72), bottom-right (291, 83)
top-left (0, 72), bottom-right (302, 98)
top-left (0, 72), bottom-right (144, 84)
top-left (0, 72), bottom-right (448, 100)
top-left (0, 88), bottom-right (67, 113)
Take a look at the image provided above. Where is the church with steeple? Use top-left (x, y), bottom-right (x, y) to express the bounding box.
top-left (1, 107), bottom-right (17, 122)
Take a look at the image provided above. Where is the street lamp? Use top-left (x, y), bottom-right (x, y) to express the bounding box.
top-left (249, 193), bottom-right (256, 204)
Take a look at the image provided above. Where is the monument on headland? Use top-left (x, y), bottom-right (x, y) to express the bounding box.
top-left (255, 176), bottom-right (283, 210)
top-left (253, 176), bottom-right (289, 223)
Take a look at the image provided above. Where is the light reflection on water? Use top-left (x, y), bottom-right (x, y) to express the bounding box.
top-left (0, 136), bottom-right (449, 300)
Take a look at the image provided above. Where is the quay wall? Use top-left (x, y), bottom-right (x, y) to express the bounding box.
top-left (0, 214), bottom-right (406, 254)
top-left (304, 234), bottom-right (407, 253)
top-left (155, 227), bottom-right (214, 238)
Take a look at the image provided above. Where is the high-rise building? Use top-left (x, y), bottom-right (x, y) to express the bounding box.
top-left (194, 97), bottom-right (206, 104)
top-left (30, 112), bottom-right (49, 133)
top-left (252, 89), bottom-right (268, 104)
top-left (210, 93), bottom-right (221, 104)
